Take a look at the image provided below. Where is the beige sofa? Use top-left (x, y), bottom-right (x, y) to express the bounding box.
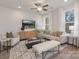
top-left (39, 31), bottom-right (67, 44)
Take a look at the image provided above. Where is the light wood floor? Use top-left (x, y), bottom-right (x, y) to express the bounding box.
top-left (0, 41), bottom-right (79, 59)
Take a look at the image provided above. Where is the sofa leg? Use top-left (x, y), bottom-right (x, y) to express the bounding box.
top-left (35, 52), bottom-right (37, 59)
top-left (42, 52), bottom-right (44, 59)
top-left (58, 45), bottom-right (60, 54)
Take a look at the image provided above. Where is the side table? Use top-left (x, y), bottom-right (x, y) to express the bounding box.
top-left (0, 38), bottom-right (11, 53)
top-left (67, 36), bottom-right (79, 48)
top-left (72, 36), bottom-right (78, 48)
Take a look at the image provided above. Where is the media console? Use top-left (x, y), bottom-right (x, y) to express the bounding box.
top-left (19, 29), bottom-right (38, 40)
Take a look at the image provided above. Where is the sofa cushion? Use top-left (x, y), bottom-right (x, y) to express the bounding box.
top-left (52, 31), bottom-right (63, 37)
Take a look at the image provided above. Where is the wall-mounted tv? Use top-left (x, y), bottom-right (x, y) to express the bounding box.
top-left (21, 20), bottom-right (35, 30)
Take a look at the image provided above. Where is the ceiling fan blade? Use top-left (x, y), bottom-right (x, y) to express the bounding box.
top-left (35, 3), bottom-right (41, 6)
top-left (43, 9), bottom-right (47, 11)
top-left (31, 8), bottom-right (37, 9)
top-left (43, 4), bottom-right (48, 7)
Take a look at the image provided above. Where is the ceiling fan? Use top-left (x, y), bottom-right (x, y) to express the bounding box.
top-left (31, 2), bottom-right (48, 12)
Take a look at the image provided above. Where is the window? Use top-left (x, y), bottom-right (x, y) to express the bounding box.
top-left (44, 16), bottom-right (49, 30)
top-left (65, 9), bottom-right (74, 33)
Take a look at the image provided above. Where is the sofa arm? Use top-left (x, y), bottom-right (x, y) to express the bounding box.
top-left (52, 36), bottom-right (60, 41)
top-left (60, 36), bottom-right (67, 44)
top-left (11, 38), bottom-right (20, 46)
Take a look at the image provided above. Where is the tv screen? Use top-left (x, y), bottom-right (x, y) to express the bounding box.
top-left (21, 20), bottom-right (35, 30)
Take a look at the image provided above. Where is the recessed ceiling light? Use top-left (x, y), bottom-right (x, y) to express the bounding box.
top-left (18, 6), bottom-right (21, 8)
top-left (64, 0), bottom-right (68, 2)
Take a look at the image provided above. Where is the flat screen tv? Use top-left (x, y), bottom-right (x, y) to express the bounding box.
top-left (21, 20), bottom-right (35, 30)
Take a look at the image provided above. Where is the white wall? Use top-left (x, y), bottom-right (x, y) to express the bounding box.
top-left (58, 8), bottom-right (65, 32)
top-left (52, 9), bottom-right (59, 31)
top-left (74, 1), bottom-right (79, 26)
top-left (52, 8), bottom-right (65, 32)
top-left (51, 8), bottom-right (64, 32)
top-left (0, 7), bottom-right (37, 33)
top-left (73, 1), bottom-right (79, 35)
top-left (48, 12), bottom-right (53, 32)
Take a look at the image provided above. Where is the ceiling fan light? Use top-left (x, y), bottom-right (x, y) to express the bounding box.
top-left (37, 7), bottom-right (42, 11)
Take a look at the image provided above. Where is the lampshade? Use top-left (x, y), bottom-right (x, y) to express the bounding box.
top-left (69, 26), bottom-right (78, 31)
top-left (69, 26), bottom-right (74, 30)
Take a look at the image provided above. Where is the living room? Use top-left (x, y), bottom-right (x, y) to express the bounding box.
top-left (0, 0), bottom-right (79, 59)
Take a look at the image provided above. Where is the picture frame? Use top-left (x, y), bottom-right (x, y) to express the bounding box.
top-left (65, 9), bottom-right (74, 22)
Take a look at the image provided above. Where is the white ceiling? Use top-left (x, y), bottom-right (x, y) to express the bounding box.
top-left (0, 0), bottom-right (75, 11)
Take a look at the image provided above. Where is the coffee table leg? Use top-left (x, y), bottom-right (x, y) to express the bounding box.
top-left (67, 36), bottom-right (69, 44)
top-left (76, 38), bottom-right (78, 48)
top-left (0, 42), bottom-right (1, 53)
top-left (7, 41), bottom-right (8, 52)
top-left (73, 38), bottom-right (74, 45)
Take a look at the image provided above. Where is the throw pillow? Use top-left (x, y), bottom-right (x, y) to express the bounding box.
top-left (6, 32), bottom-right (14, 38)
